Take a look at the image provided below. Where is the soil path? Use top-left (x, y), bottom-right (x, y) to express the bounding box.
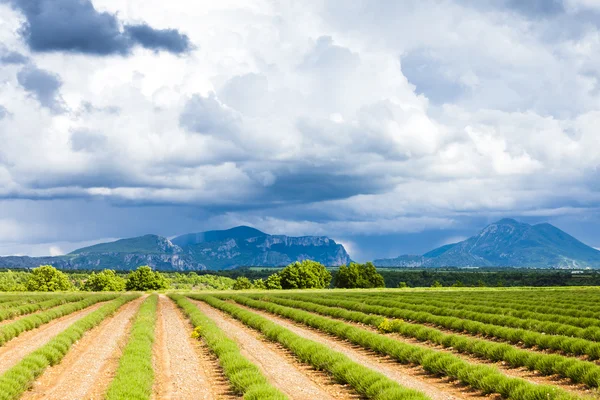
top-left (228, 301), bottom-right (490, 400)
top-left (152, 295), bottom-right (235, 400)
top-left (193, 300), bottom-right (357, 400)
top-left (20, 296), bottom-right (143, 400)
top-left (0, 302), bottom-right (106, 375)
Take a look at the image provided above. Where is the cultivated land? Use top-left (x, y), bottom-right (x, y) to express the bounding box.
top-left (0, 288), bottom-right (599, 399)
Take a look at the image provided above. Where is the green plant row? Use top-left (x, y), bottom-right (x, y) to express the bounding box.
top-left (190, 294), bottom-right (431, 400)
top-left (0, 294), bottom-right (87, 322)
top-left (338, 292), bottom-right (600, 329)
top-left (222, 294), bottom-right (578, 400)
top-left (255, 294), bottom-right (600, 388)
top-left (0, 295), bottom-right (63, 309)
top-left (273, 293), bottom-right (600, 360)
top-left (0, 293), bottom-right (118, 346)
top-left (0, 294), bottom-right (138, 400)
top-left (169, 294), bottom-right (287, 400)
top-left (318, 293), bottom-right (600, 340)
top-left (105, 295), bottom-right (158, 400)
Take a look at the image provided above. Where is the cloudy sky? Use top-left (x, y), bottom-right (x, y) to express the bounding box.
top-left (1, 0), bottom-right (600, 261)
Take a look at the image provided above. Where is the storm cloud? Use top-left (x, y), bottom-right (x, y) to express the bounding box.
top-left (5, 0), bottom-right (193, 55)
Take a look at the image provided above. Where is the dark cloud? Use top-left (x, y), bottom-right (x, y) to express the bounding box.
top-left (179, 93), bottom-right (239, 135)
top-left (5, 0), bottom-right (192, 55)
top-left (458, 0), bottom-right (565, 18)
top-left (0, 47), bottom-right (28, 64)
top-left (124, 24), bottom-right (193, 54)
top-left (16, 65), bottom-right (65, 112)
top-left (0, 105), bottom-right (8, 119)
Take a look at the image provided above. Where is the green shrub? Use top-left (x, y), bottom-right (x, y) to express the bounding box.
top-left (82, 270), bottom-right (126, 291)
top-left (25, 265), bottom-right (72, 292)
top-left (334, 262), bottom-right (385, 289)
top-left (278, 260), bottom-right (331, 289)
top-left (232, 277), bottom-right (253, 290)
top-left (125, 266), bottom-right (169, 291)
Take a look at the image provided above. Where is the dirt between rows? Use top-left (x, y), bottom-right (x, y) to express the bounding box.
top-left (21, 296), bottom-right (145, 400)
top-left (192, 299), bottom-right (361, 400)
top-left (0, 301), bottom-right (107, 376)
top-left (151, 294), bottom-right (238, 400)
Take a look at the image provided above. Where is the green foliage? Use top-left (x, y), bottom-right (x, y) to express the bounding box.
top-left (106, 295), bottom-right (157, 400)
top-left (277, 260), bottom-right (331, 289)
top-left (166, 272), bottom-right (235, 290)
top-left (169, 294), bottom-right (286, 399)
top-left (0, 294), bottom-right (137, 400)
top-left (397, 281), bottom-right (408, 288)
top-left (25, 265), bottom-right (73, 292)
top-left (431, 280), bottom-right (442, 288)
top-left (0, 294), bottom-right (84, 322)
top-left (125, 266), bottom-right (169, 291)
top-left (252, 278), bottom-right (266, 290)
top-left (265, 273), bottom-right (282, 289)
top-left (82, 269), bottom-right (126, 291)
top-left (334, 262), bottom-right (384, 289)
top-left (232, 276), bottom-right (253, 290)
top-left (0, 271), bottom-right (28, 292)
top-left (191, 294), bottom-right (429, 400)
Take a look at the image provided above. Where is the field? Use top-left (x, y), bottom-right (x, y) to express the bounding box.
top-left (0, 289), bottom-right (599, 399)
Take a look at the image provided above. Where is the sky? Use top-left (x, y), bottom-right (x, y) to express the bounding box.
top-left (0, 0), bottom-right (600, 262)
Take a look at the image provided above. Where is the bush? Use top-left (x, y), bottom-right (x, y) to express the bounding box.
top-left (82, 270), bottom-right (126, 291)
top-left (233, 277), bottom-right (253, 290)
top-left (265, 273), bottom-right (282, 290)
top-left (278, 260), bottom-right (331, 289)
top-left (26, 265), bottom-right (73, 292)
top-left (125, 266), bottom-right (169, 291)
top-left (334, 262), bottom-right (385, 288)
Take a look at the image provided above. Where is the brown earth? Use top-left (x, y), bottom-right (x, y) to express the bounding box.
top-left (151, 295), bottom-right (237, 400)
top-left (21, 296), bottom-right (144, 400)
top-left (0, 302), bottom-right (106, 375)
top-left (192, 299), bottom-right (360, 400)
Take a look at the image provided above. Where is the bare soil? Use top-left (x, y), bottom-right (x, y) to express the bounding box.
top-left (21, 297), bottom-right (144, 400)
top-left (0, 302), bottom-right (106, 375)
top-left (193, 300), bottom-right (360, 400)
top-left (151, 295), bottom-right (237, 400)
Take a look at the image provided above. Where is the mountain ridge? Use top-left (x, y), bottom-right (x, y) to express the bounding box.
top-left (374, 218), bottom-right (600, 268)
top-left (0, 226), bottom-right (351, 271)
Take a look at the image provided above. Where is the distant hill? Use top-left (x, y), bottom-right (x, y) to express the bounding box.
top-left (0, 226), bottom-right (351, 271)
top-left (374, 218), bottom-right (600, 268)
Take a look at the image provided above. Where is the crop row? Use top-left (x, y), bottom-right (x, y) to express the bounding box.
top-left (253, 294), bottom-right (600, 388)
top-left (340, 292), bottom-right (600, 327)
top-left (0, 295), bottom-right (65, 310)
top-left (0, 293), bottom-right (119, 346)
top-left (216, 294), bottom-right (577, 400)
top-left (273, 293), bottom-right (600, 359)
top-left (315, 292), bottom-right (600, 340)
top-left (106, 295), bottom-right (157, 400)
top-left (169, 294), bottom-right (287, 399)
top-left (0, 294), bottom-right (86, 322)
top-left (0, 294), bottom-right (138, 400)
top-left (190, 294), bottom-right (432, 400)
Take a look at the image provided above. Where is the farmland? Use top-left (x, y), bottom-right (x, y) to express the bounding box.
top-left (0, 289), bottom-right (598, 399)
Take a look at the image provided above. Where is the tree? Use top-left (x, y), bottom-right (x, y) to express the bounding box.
top-left (278, 260), bottom-right (331, 289)
top-left (431, 280), bottom-right (443, 288)
top-left (82, 269), bottom-right (126, 291)
top-left (398, 281), bottom-right (408, 288)
top-left (125, 266), bottom-right (169, 291)
top-left (334, 262), bottom-right (385, 288)
top-left (252, 278), bottom-right (266, 290)
top-left (0, 270), bottom-right (28, 291)
top-left (26, 265), bottom-right (73, 292)
top-left (265, 273), bottom-right (282, 289)
top-left (233, 276), bottom-right (253, 290)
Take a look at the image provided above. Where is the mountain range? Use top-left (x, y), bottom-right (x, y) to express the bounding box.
top-left (374, 218), bottom-right (600, 268)
top-left (0, 226), bottom-right (351, 271)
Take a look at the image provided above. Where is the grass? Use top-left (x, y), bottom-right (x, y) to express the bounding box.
top-left (221, 294), bottom-right (578, 400)
top-left (0, 293), bottom-right (119, 346)
top-left (169, 294), bottom-right (287, 400)
top-left (0, 294), bottom-right (138, 400)
top-left (189, 294), bottom-right (432, 400)
top-left (105, 294), bottom-right (158, 400)
top-left (0, 294), bottom-right (87, 321)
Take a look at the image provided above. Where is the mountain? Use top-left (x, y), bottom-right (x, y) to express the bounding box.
top-left (0, 226), bottom-right (351, 271)
top-left (374, 218), bottom-right (600, 268)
